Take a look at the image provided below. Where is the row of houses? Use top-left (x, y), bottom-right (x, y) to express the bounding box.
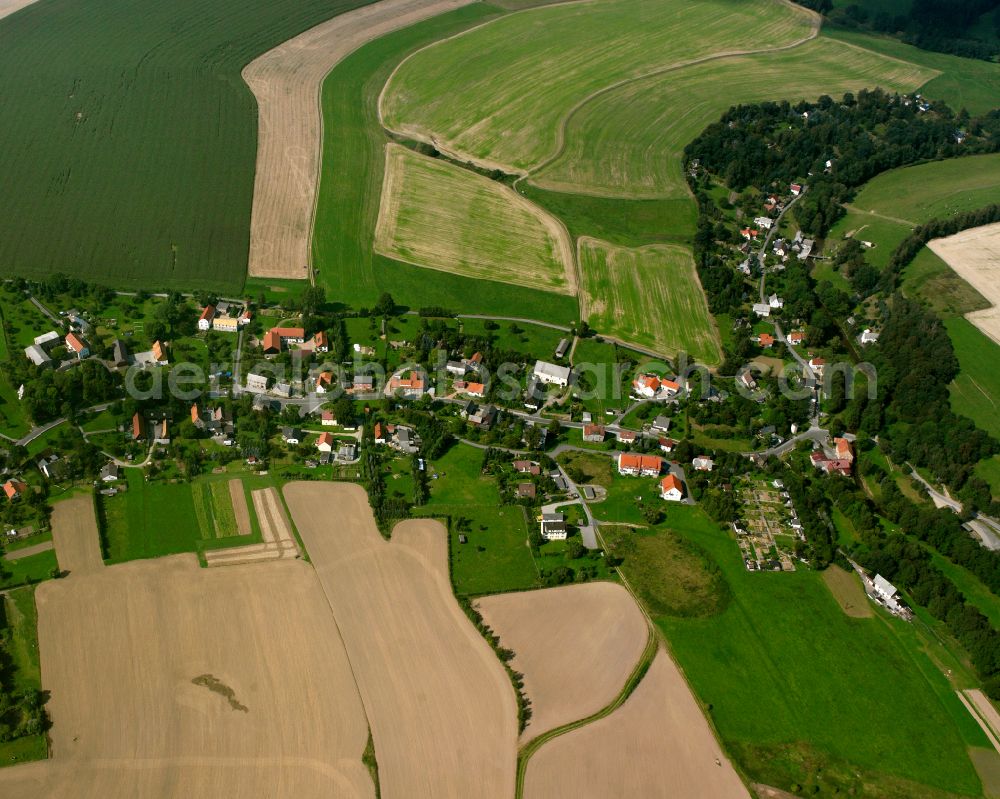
top-left (197, 301), bottom-right (252, 333)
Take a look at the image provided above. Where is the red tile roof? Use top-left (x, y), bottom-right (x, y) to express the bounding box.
top-left (3, 479), bottom-right (27, 500)
top-left (661, 474), bottom-right (683, 494)
top-left (618, 453), bottom-right (663, 474)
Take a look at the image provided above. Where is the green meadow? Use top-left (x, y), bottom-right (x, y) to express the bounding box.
top-left (947, 318), bottom-right (1000, 440)
top-left (0, 0), bottom-right (373, 291)
top-left (649, 506), bottom-right (987, 797)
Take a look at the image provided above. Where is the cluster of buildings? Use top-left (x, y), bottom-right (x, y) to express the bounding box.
top-left (631, 373), bottom-right (681, 401)
top-left (810, 437), bottom-right (854, 477)
top-left (373, 422), bottom-right (421, 455)
top-left (197, 301), bottom-right (252, 333)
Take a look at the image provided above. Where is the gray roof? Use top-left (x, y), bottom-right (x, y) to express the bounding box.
top-left (24, 344), bottom-right (51, 366)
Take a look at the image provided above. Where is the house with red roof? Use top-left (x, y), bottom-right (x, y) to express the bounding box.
top-left (660, 474), bottom-right (684, 502)
top-left (3, 479), bottom-right (27, 501)
top-left (617, 453), bottom-right (663, 477)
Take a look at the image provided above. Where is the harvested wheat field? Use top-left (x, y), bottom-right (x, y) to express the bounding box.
top-left (243, 0), bottom-right (473, 278)
top-left (229, 478), bottom-right (252, 536)
top-left (0, 0), bottom-right (37, 21)
top-left (284, 481), bottom-right (517, 799)
top-left (50, 494), bottom-right (104, 576)
top-left (0, 554), bottom-right (373, 799)
top-left (523, 649), bottom-right (750, 799)
top-left (476, 582), bottom-right (648, 740)
top-left (822, 564), bottom-right (873, 618)
top-left (929, 223), bottom-right (1000, 345)
top-left (204, 486), bottom-right (301, 566)
top-left (374, 143), bottom-right (575, 294)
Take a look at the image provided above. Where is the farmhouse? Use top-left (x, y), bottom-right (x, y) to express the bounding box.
top-left (652, 415), bottom-right (671, 433)
top-left (446, 360), bottom-right (467, 376)
top-left (24, 344), bottom-right (52, 367)
top-left (514, 460), bottom-right (541, 476)
top-left (388, 373), bottom-right (426, 398)
top-left (660, 474), bottom-right (684, 502)
top-left (198, 305), bottom-right (216, 331)
top-left (834, 437), bottom-right (854, 463)
top-left (759, 333), bottom-right (775, 349)
top-left (65, 332), bottom-right (90, 359)
top-left (315, 371), bottom-right (336, 393)
top-left (352, 375), bottom-right (375, 393)
top-left (810, 450), bottom-right (852, 476)
top-left (467, 403), bottom-right (497, 429)
top-left (517, 483), bottom-right (536, 500)
top-left (808, 357), bottom-right (825, 376)
top-left (246, 373), bottom-right (269, 393)
top-left (859, 328), bottom-right (879, 345)
top-left (788, 330), bottom-right (805, 345)
top-left (768, 294), bottom-right (784, 309)
top-left (99, 462), bottom-right (120, 482)
top-left (321, 411), bottom-right (337, 427)
top-left (790, 183), bottom-right (802, 196)
top-left (533, 360), bottom-right (572, 387)
top-left (753, 216), bottom-right (773, 230)
top-left (583, 424), bottom-right (606, 443)
top-left (282, 427), bottom-right (302, 445)
top-left (464, 382), bottom-right (486, 398)
top-left (738, 372), bottom-right (757, 391)
top-left (316, 432), bottom-right (335, 453)
top-left (34, 330), bottom-right (61, 349)
top-left (111, 339), bottom-right (132, 367)
top-left (617, 453), bottom-right (663, 477)
top-left (540, 513), bottom-right (568, 541)
top-left (659, 437), bottom-right (677, 454)
top-left (752, 303), bottom-right (771, 317)
top-left (617, 429), bottom-right (638, 444)
top-left (3, 479), bottom-right (27, 501)
top-left (313, 331), bottom-right (329, 352)
top-left (262, 326), bottom-right (305, 354)
top-left (692, 456), bottom-right (714, 472)
top-left (151, 340), bottom-right (168, 365)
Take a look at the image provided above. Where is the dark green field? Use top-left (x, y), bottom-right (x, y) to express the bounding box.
top-left (641, 505), bottom-right (988, 797)
top-left (0, 0), bottom-right (372, 292)
top-left (310, 3), bottom-right (579, 322)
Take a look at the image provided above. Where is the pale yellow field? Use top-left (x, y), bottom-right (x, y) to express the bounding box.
top-left (0, 0), bottom-right (37, 20)
top-left (284, 481), bottom-right (518, 799)
top-left (228, 478), bottom-right (251, 536)
top-left (476, 582), bottom-right (648, 741)
top-left (375, 143), bottom-right (575, 293)
top-left (0, 555), bottom-right (374, 799)
top-left (50, 494), bottom-right (104, 576)
top-left (523, 649), bottom-right (751, 799)
top-left (928, 222), bottom-right (1000, 346)
top-left (243, 0), bottom-right (474, 278)
top-left (822, 564), bottom-right (873, 618)
top-left (578, 236), bottom-right (721, 364)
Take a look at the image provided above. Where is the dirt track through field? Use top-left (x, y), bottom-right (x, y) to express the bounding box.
top-left (243, 0), bottom-right (474, 278)
top-left (476, 582), bottom-right (648, 740)
top-left (0, 555), bottom-right (373, 799)
top-left (229, 479), bottom-right (251, 535)
top-left (929, 223), bottom-right (1000, 346)
top-left (284, 481), bottom-right (517, 798)
top-left (50, 495), bottom-right (103, 576)
top-left (524, 648), bottom-right (750, 799)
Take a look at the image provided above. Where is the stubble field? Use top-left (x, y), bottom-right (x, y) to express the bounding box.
top-left (0, 555), bottom-right (374, 798)
top-left (928, 222), bottom-right (1000, 346)
top-left (578, 237), bottom-right (721, 363)
top-left (374, 143), bottom-right (575, 293)
top-left (476, 582), bottom-right (649, 740)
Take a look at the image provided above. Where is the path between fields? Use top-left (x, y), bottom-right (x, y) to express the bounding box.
top-left (244, 0), bottom-right (475, 279)
top-left (3, 539), bottom-right (54, 560)
top-left (842, 203), bottom-right (916, 227)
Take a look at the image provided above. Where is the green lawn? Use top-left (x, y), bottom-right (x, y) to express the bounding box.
top-left (578, 238), bottom-right (721, 363)
top-left (459, 318), bottom-right (567, 363)
top-left (932, 550), bottom-right (1000, 629)
top-left (0, 548), bottom-right (57, 590)
top-left (311, 3), bottom-right (578, 321)
top-left (976, 456), bottom-right (1000, 499)
top-left (654, 507), bottom-right (985, 797)
top-left (0, 587), bottom-right (48, 767)
top-left (534, 36), bottom-right (932, 199)
top-left (381, 0), bottom-right (815, 171)
top-left (946, 317), bottom-right (1000, 440)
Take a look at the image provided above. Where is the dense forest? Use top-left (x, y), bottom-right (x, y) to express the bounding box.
top-left (796, 0), bottom-right (1000, 61)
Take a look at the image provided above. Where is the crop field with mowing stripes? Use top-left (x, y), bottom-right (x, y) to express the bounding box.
top-left (374, 144), bottom-right (574, 293)
top-left (380, 0), bottom-right (817, 172)
top-left (0, 0), bottom-right (373, 291)
top-left (533, 37), bottom-right (936, 198)
top-left (578, 237), bottom-right (721, 364)
top-left (191, 481), bottom-right (239, 540)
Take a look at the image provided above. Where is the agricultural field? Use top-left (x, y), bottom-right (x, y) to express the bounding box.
top-left (284, 482), bottom-right (518, 798)
top-left (310, 4), bottom-right (579, 322)
top-left (578, 238), bottom-right (721, 363)
top-left (190, 480), bottom-right (239, 539)
top-left (928, 222), bottom-right (1000, 345)
top-left (380, 0), bottom-right (818, 172)
top-left (534, 37), bottom-right (934, 198)
top-left (0, 0), bottom-right (387, 292)
top-left (476, 582), bottom-right (648, 740)
top-left (0, 555), bottom-right (374, 797)
top-left (374, 144), bottom-right (574, 293)
top-left (655, 507), bottom-right (988, 796)
top-left (243, 0), bottom-right (474, 279)
top-left (947, 317), bottom-right (1000, 440)
top-left (523, 649), bottom-right (749, 799)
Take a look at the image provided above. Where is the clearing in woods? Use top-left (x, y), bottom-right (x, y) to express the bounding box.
top-left (374, 144), bottom-right (574, 294)
top-left (821, 564), bottom-right (873, 619)
top-left (243, 0), bottom-right (474, 279)
top-left (284, 481), bottom-right (518, 799)
top-left (475, 582), bottom-right (649, 740)
top-left (523, 648), bottom-right (750, 799)
top-left (0, 555), bottom-right (373, 798)
top-left (928, 222), bottom-right (1000, 347)
top-left (379, 0), bottom-right (817, 173)
top-left (578, 237), bottom-right (721, 364)
top-left (532, 37), bottom-right (936, 198)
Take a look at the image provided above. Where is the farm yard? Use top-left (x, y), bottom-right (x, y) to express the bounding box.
top-left (284, 481), bottom-right (518, 798)
top-left (0, 0), bottom-right (377, 291)
top-left (578, 238), bottom-right (721, 363)
top-left (533, 37), bottom-right (935, 198)
top-left (475, 582), bottom-right (649, 741)
top-left (380, 0), bottom-right (817, 172)
top-left (523, 649), bottom-right (750, 799)
top-left (0, 555), bottom-right (375, 798)
top-left (374, 144), bottom-right (574, 293)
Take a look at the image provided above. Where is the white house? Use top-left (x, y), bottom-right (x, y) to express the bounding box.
top-left (692, 456), bottom-right (714, 472)
top-left (316, 432), bottom-right (335, 453)
top-left (660, 474), bottom-right (684, 502)
top-left (246, 373), bottom-right (269, 393)
top-left (752, 303), bottom-right (771, 317)
top-left (533, 360), bottom-right (572, 387)
top-left (808, 357), bottom-right (825, 377)
top-left (859, 328), bottom-right (879, 345)
top-left (540, 513), bottom-right (568, 541)
top-left (768, 294), bottom-right (784, 309)
top-left (753, 216), bottom-right (773, 230)
top-left (198, 305), bottom-right (216, 331)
